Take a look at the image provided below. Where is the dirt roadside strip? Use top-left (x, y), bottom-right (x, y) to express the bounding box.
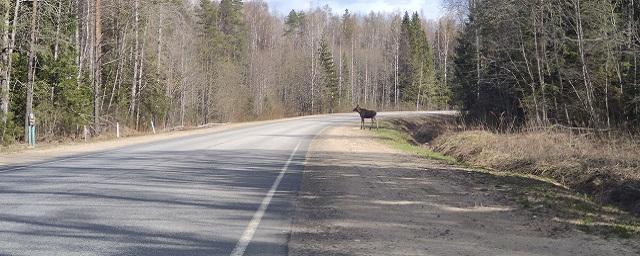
top-left (289, 124), bottom-right (639, 256)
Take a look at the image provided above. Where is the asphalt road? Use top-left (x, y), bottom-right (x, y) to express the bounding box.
top-left (0, 113), bottom-right (369, 256)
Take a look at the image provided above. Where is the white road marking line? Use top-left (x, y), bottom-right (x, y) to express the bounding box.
top-left (230, 142), bottom-right (301, 256)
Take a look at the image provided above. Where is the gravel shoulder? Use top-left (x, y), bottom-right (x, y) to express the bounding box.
top-left (289, 124), bottom-right (640, 256)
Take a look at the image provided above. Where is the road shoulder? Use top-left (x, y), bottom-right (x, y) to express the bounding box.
top-left (289, 124), bottom-right (639, 256)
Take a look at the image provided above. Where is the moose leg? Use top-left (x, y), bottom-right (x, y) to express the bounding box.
top-left (370, 118), bottom-right (374, 130)
top-left (361, 118), bottom-right (365, 130)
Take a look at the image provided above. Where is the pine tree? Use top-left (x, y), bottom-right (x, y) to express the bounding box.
top-left (285, 10), bottom-right (304, 36)
top-left (198, 0), bottom-right (227, 60)
top-left (219, 0), bottom-right (246, 62)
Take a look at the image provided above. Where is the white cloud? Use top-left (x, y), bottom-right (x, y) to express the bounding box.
top-left (265, 0), bottom-right (312, 15)
top-left (263, 0), bottom-right (443, 19)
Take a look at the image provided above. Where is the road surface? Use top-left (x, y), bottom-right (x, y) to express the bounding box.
top-left (4, 111), bottom-right (631, 256)
top-left (0, 113), bottom-right (368, 256)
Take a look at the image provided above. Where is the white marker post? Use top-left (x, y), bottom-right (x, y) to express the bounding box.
top-left (83, 125), bottom-right (88, 142)
top-left (150, 120), bottom-right (156, 134)
top-left (116, 122), bottom-right (120, 138)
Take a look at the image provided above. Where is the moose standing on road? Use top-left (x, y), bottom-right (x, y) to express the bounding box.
top-left (353, 105), bottom-right (378, 130)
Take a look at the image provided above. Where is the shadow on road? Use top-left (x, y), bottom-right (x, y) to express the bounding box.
top-left (0, 148), bottom-right (310, 255)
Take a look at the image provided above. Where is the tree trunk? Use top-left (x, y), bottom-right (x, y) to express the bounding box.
top-left (1, 0), bottom-right (20, 126)
top-left (533, 3), bottom-right (547, 123)
top-left (157, 5), bottom-right (164, 95)
top-left (338, 42), bottom-right (342, 106)
top-left (131, 0), bottom-right (139, 116)
top-left (417, 60), bottom-right (423, 111)
top-left (87, 0), bottom-right (94, 96)
top-left (395, 35), bottom-right (399, 109)
top-left (443, 20), bottom-right (449, 106)
top-left (54, 1), bottom-right (62, 61)
top-left (574, 0), bottom-right (597, 126)
top-left (25, 0), bottom-right (39, 143)
top-left (474, 0), bottom-right (481, 101)
top-left (108, 26), bottom-right (128, 112)
top-left (310, 24), bottom-right (315, 114)
top-left (351, 36), bottom-right (355, 105)
top-left (94, 0), bottom-right (103, 134)
top-left (76, 0), bottom-right (83, 88)
top-left (137, 24), bottom-right (147, 127)
top-left (519, 27), bottom-right (540, 123)
top-left (364, 55), bottom-right (368, 104)
top-left (0, 0), bottom-right (9, 125)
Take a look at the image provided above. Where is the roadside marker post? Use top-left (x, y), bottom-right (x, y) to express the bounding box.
top-left (83, 125), bottom-right (88, 142)
top-left (27, 112), bottom-right (36, 148)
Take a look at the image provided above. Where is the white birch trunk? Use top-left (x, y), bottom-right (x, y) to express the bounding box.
top-left (1, 0), bottom-right (20, 124)
top-left (131, 0), bottom-right (139, 116)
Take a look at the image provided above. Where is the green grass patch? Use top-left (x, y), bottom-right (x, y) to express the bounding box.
top-left (371, 122), bottom-right (457, 164)
top-left (517, 179), bottom-right (640, 238)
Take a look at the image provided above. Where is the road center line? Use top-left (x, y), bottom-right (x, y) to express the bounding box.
top-left (230, 142), bottom-right (301, 256)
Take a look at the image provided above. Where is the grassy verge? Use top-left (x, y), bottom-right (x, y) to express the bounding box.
top-left (372, 122), bottom-right (457, 164)
top-left (372, 116), bottom-right (640, 238)
top-left (520, 182), bottom-right (640, 238)
top-left (434, 130), bottom-right (640, 213)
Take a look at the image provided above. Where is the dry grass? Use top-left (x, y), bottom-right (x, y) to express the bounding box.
top-left (429, 126), bottom-right (640, 215)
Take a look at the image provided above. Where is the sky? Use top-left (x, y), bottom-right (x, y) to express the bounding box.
top-left (264, 0), bottom-right (444, 20)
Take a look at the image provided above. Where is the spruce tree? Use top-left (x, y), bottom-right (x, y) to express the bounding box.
top-left (398, 12), bottom-right (412, 103)
top-left (397, 12), bottom-right (438, 108)
top-left (219, 0), bottom-right (246, 62)
top-left (318, 38), bottom-right (338, 113)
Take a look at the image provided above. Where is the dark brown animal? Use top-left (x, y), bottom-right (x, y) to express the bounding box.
top-left (353, 105), bottom-right (378, 130)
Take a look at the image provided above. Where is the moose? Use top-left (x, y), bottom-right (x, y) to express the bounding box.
top-left (353, 104), bottom-right (378, 130)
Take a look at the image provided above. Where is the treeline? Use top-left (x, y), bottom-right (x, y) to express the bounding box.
top-left (448, 0), bottom-right (640, 130)
top-left (0, 0), bottom-right (453, 144)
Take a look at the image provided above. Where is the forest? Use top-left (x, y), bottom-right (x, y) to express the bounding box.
top-left (0, 0), bottom-right (453, 144)
top-left (1, 0), bottom-right (639, 144)
top-left (449, 0), bottom-right (640, 130)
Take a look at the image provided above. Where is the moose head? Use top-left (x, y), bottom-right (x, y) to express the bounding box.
top-left (352, 104), bottom-right (361, 113)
